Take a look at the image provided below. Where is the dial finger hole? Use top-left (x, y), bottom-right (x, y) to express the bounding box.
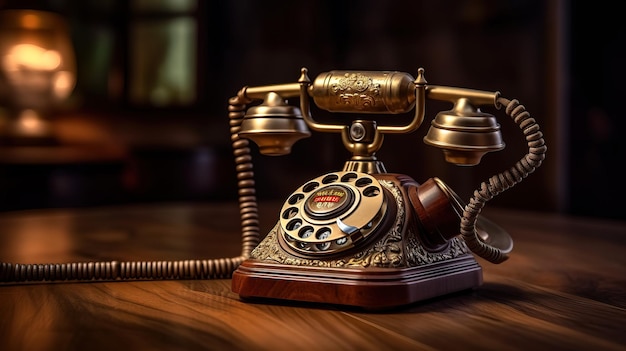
top-left (340, 173), bottom-right (358, 183)
top-left (322, 174), bottom-right (339, 184)
top-left (286, 219), bottom-right (302, 231)
top-left (288, 193), bottom-right (305, 205)
top-left (362, 185), bottom-right (380, 197)
top-left (316, 227), bottom-right (332, 240)
top-left (355, 177), bottom-right (373, 187)
top-left (316, 242), bottom-right (331, 251)
top-left (282, 207), bottom-right (299, 219)
top-left (302, 181), bottom-right (320, 192)
top-left (336, 237), bottom-right (348, 245)
top-left (298, 226), bottom-right (314, 239)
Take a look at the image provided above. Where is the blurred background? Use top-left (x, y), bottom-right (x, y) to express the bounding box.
top-left (0, 0), bottom-right (623, 221)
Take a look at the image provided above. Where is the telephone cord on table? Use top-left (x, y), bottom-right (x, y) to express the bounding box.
top-left (0, 93), bottom-right (261, 283)
top-left (0, 92), bottom-right (546, 281)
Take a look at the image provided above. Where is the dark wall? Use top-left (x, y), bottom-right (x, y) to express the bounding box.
top-left (568, 2), bottom-right (626, 220)
top-left (0, 0), bottom-right (624, 221)
top-left (200, 0), bottom-right (556, 214)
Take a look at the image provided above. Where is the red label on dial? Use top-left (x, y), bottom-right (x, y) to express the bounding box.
top-left (313, 195), bottom-right (342, 203)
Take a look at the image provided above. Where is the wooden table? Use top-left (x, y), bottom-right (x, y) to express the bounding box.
top-left (0, 202), bottom-right (624, 351)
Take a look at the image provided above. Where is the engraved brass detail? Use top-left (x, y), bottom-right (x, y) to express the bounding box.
top-left (250, 180), bottom-right (470, 268)
top-left (341, 180), bottom-right (404, 267)
top-left (332, 73), bottom-right (381, 110)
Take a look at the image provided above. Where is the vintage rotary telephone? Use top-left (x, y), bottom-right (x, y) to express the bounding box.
top-left (227, 67), bottom-right (546, 308)
top-left (0, 67), bottom-right (546, 310)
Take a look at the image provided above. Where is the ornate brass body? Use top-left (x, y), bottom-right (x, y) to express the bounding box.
top-left (236, 66), bottom-right (544, 266)
top-left (252, 175), bottom-right (471, 268)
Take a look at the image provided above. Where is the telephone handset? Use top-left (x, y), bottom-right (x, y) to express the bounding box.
top-left (0, 67), bottom-right (546, 310)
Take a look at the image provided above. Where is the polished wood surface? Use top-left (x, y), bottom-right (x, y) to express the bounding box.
top-left (1, 202), bottom-right (625, 351)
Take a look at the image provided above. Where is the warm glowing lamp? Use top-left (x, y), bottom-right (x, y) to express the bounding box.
top-left (0, 9), bottom-right (76, 144)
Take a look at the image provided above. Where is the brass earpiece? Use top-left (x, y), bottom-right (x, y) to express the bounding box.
top-left (424, 86), bottom-right (505, 165)
top-left (239, 92), bottom-right (310, 156)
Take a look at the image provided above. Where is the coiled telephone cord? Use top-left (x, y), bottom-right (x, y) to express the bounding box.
top-left (0, 93), bottom-right (260, 283)
top-left (460, 97), bottom-right (547, 264)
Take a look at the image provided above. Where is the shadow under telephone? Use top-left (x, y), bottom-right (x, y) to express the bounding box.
top-left (0, 67), bottom-right (546, 309)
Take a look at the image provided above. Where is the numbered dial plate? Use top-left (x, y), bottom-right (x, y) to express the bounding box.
top-left (279, 171), bottom-right (387, 255)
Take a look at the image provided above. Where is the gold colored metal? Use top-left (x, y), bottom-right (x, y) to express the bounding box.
top-left (340, 121), bottom-right (386, 173)
top-left (251, 178), bottom-right (471, 267)
top-left (240, 68), bottom-right (507, 168)
top-left (244, 83), bottom-right (301, 100)
top-left (376, 68), bottom-right (427, 134)
top-left (300, 68), bottom-right (426, 135)
top-left (311, 71), bottom-right (416, 114)
top-left (426, 85), bottom-right (498, 106)
top-left (341, 121), bottom-right (384, 156)
top-left (295, 67), bottom-right (427, 172)
top-left (278, 171), bottom-right (387, 255)
top-left (424, 87), bottom-right (504, 165)
top-left (298, 67), bottom-right (344, 133)
top-left (239, 92), bottom-right (310, 156)
top-left (342, 159), bottom-right (387, 174)
top-left (240, 67), bottom-right (428, 163)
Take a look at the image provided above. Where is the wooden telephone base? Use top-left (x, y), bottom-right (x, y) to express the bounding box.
top-left (232, 173), bottom-right (484, 310)
top-left (232, 254), bottom-right (482, 309)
